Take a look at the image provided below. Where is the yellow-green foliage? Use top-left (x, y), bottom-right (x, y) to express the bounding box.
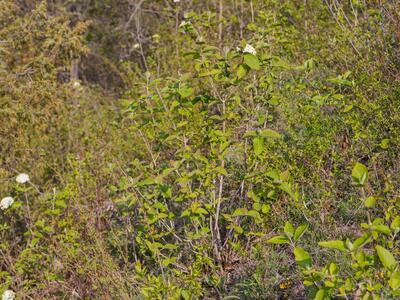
top-left (1, 1), bottom-right (399, 299)
top-left (0, 1), bottom-right (88, 170)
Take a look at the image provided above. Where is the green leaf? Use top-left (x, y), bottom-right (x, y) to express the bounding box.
top-left (252, 202), bottom-right (261, 211)
top-left (180, 209), bottom-right (190, 217)
top-left (162, 257), bottom-right (176, 267)
top-left (178, 86), bottom-right (194, 98)
top-left (267, 235), bottom-right (290, 244)
top-left (247, 189), bottom-right (260, 202)
top-left (247, 210), bottom-right (262, 223)
top-left (294, 224), bottom-right (308, 241)
top-left (199, 69), bottom-right (222, 77)
top-left (181, 290), bottom-right (191, 300)
top-left (244, 53), bottom-right (260, 70)
top-left (345, 239), bottom-right (353, 251)
top-left (266, 169), bottom-right (280, 183)
top-left (234, 225), bottom-right (244, 234)
top-left (279, 182), bottom-right (299, 202)
top-left (380, 139), bottom-right (390, 149)
top-left (170, 100), bottom-right (180, 110)
top-left (314, 289), bottom-right (325, 300)
top-left (261, 204), bottom-right (270, 214)
top-left (329, 262), bottom-right (338, 275)
top-left (157, 213), bottom-right (168, 219)
top-left (284, 222), bottom-right (294, 238)
top-left (215, 166), bottom-right (228, 176)
top-left (355, 251), bottom-right (366, 264)
top-left (372, 224), bottom-right (391, 235)
top-left (232, 208), bottom-right (248, 217)
top-left (390, 271), bottom-right (400, 290)
top-left (353, 233), bottom-right (372, 250)
top-left (376, 245), bottom-right (397, 270)
top-left (55, 199), bottom-right (67, 208)
top-left (352, 162), bottom-right (368, 186)
top-left (243, 130), bottom-right (257, 137)
top-left (237, 64), bottom-right (249, 78)
top-left (391, 216), bottom-right (400, 232)
top-left (364, 196), bottom-right (376, 208)
top-left (318, 240), bottom-right (347, 252)
top-left (259, 128), bottom-right (281, 139)
top-left (294, 247), bottom-right (312, 269)
top-left (253, 137), bottom-right (264, 156)
top-left (342, 104), bottom-right (353, 112)
top-left (137, 177), bottom-right (156, 186)
top-left (162, 243), bottom-right (178, 250)
top-left (194, 207), bottom-right (208, 215)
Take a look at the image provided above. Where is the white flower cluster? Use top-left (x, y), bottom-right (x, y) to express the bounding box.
top-left (0, 197), bottom-right (14, 210)
top-left (179, 20), bottom-right (189, 27)
top-left (243, 44), bottom-right (257, 55)
top-left (16, 173), bottom-right (30, 184)
top-left (0, 173), bottom-right (31, 211)
top-left (2, 290), bottom-right (15, 300)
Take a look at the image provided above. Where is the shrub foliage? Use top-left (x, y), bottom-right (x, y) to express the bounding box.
top-left (1, 1), bottom-right (399, 299)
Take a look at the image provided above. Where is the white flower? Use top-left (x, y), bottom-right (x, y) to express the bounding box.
top-left (243, 44), bottom-right (257, 55)
top-left (72, 81), bottom-right (81, 88)
top-left (0, 197), bottom-right (14, 210)
top-left (16, 173), bottom-right (30, 184)
top-left (173, 0), bottom-right (180, 2)
top-left (133, 43), bottom-right (140, 49)
top-left (179, 20), bottom-right (189, 27)
top-left (2, 290), bottom-right (15, 300)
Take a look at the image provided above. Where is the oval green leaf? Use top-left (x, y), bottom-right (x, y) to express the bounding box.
top-left (376, 245), bottom-right (397, 270)
top-left (294, 247), bottom-right (312, 269)
top-left (244, 53), bottom-right (260, 70)
top-left (267, 235), bottom-right (290, 244)
top-left (318, 240), bottom-right (347, 252)
top-left (352, 162), bottom-right (368, 186)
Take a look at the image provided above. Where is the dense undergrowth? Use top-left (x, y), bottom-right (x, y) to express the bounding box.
top-left (1, 1), bottom-right (399, 299)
